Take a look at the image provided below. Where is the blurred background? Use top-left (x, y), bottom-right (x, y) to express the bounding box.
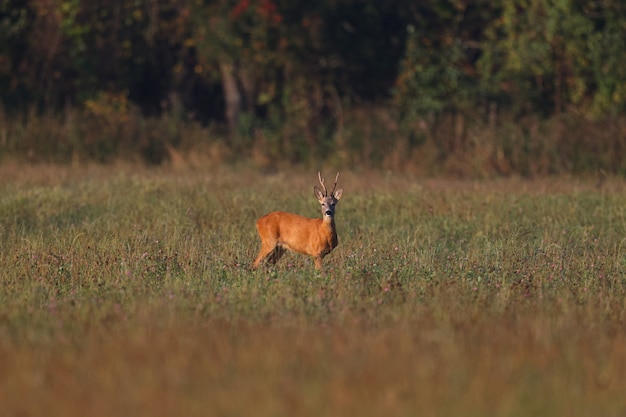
top-left (1, 0), bottom-right (626, 176)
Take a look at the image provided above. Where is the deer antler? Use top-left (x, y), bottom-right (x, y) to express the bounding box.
top-left (331, 172), bottom-right (340, 195)
top-left (318, 171), bottom-right (328, 196)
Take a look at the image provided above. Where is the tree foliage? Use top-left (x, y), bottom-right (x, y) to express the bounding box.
top-left (2, 0), bottom-right (626, 170)
top-left (3, 0), bottom-right (626, 118)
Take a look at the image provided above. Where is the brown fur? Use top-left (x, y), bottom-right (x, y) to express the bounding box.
top-left (253, 173), bottom-right (343, 270)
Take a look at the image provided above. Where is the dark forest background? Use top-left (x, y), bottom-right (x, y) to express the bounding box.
top-left (2, 0), bottom-right (626, 176)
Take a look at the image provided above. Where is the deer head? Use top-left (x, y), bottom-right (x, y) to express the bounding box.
top-left (314, 172), bottom-right (343, 219)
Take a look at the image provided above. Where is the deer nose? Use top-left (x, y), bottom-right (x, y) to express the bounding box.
top-left (325, 210), bottom-right (333, 216)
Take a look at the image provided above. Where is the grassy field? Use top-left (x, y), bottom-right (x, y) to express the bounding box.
top-left (1, 162), bottom-right (626, 416)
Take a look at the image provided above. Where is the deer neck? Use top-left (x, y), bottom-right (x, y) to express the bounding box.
top-left (321, 216), bottom-right (337, 243)
top-left (321, 215), bottom-right (335, 228)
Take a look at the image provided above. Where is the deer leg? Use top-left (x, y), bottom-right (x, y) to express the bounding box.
top-left (268, 246), bottom-right (286, 264)
top-left (253, 241), bottom-right (278, 269)
top-left (314, 256), bottom-right (323, 270)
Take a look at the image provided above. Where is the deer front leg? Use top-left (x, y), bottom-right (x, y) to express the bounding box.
top-left (314, 256), bottom-right (323, 270)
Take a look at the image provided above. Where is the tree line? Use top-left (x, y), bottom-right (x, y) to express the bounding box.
top-left (2, 0), bottom-right (626, 174)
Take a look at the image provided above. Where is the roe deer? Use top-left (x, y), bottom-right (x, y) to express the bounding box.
top-left (253, 172), bottom-right (344, 270)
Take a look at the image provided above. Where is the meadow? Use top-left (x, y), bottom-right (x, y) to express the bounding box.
top-left (1, 162), bottom-right (626, 416)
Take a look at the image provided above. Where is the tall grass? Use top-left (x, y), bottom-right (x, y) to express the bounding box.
top-left (3, 104), bottom-right (626, 176)
top-left (1, 164), bottom-right (626, 416)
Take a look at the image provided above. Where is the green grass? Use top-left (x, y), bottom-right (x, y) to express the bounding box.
top-left (1, 164), bottom-right (626, 416)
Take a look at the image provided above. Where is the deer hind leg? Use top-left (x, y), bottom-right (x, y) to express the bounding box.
top-left (253, 240), bottom-right (278, 269)
top-left (268, 246), bottom-right (286, 264)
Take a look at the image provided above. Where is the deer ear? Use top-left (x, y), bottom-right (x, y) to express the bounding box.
top-left (332, 187), bottom-right (343, 200)
top-left (314, 186), bottom-right (325, 200)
